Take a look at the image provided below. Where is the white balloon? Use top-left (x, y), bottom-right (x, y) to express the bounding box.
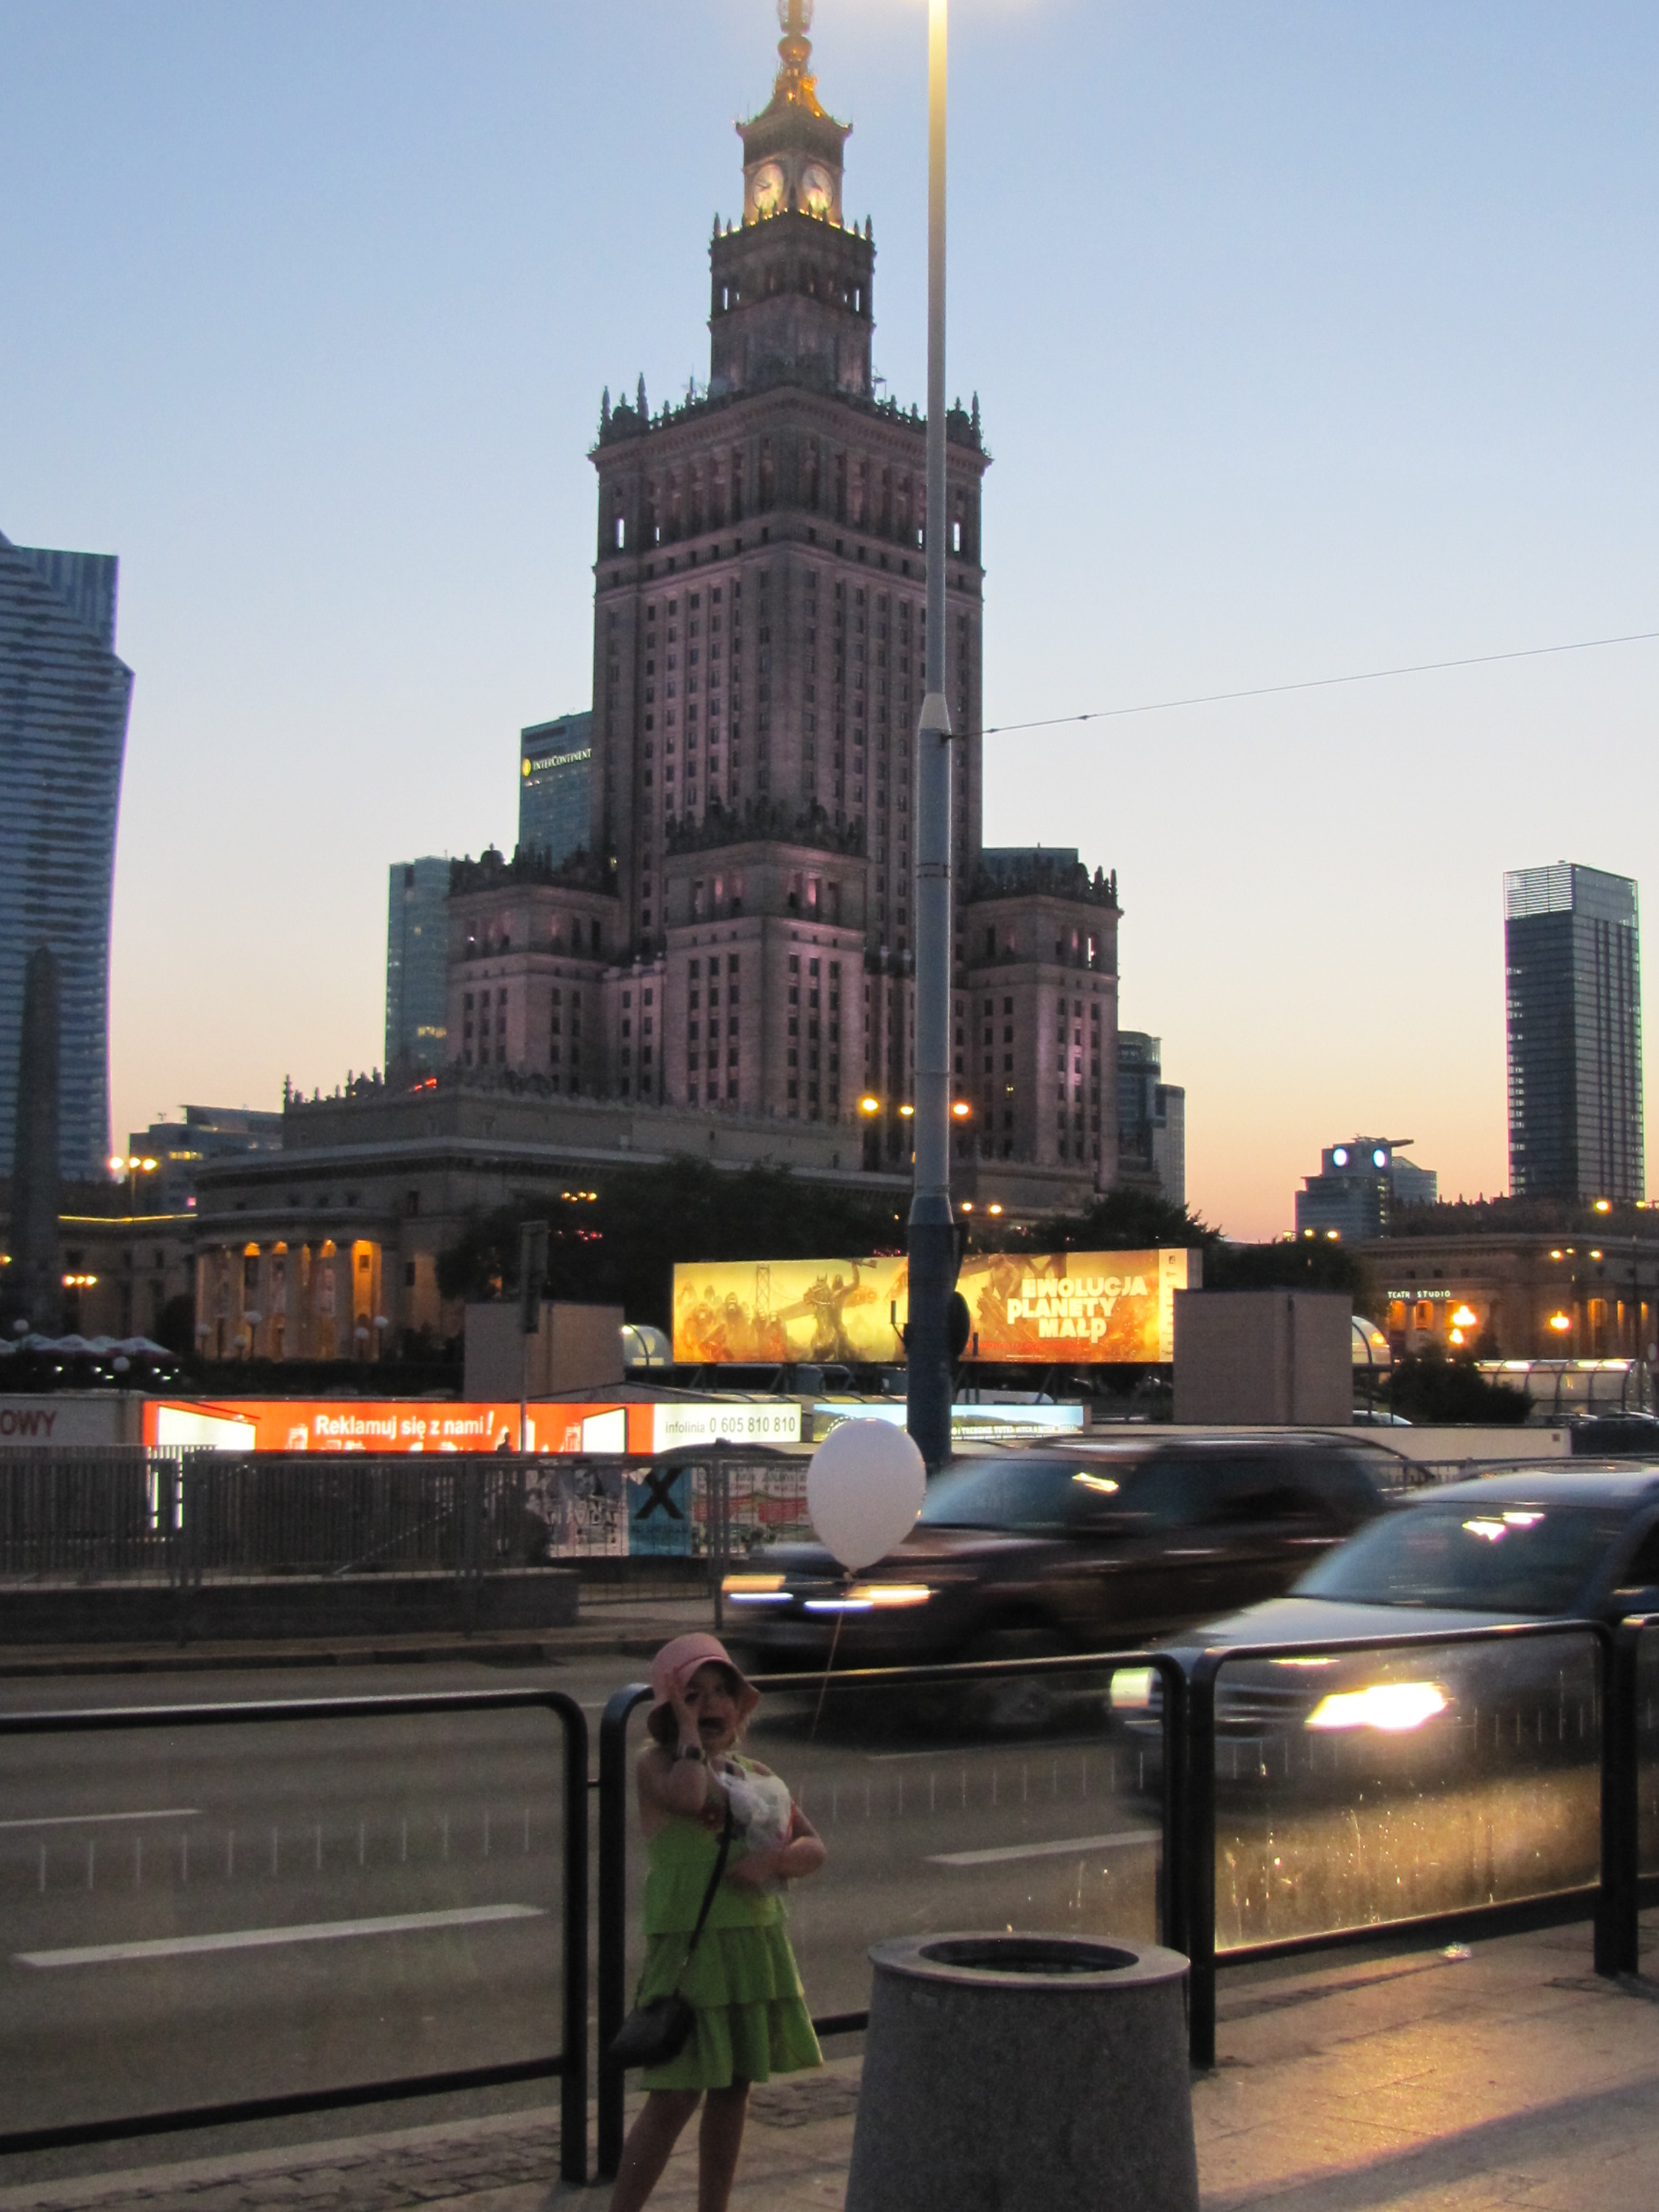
top-left (807, 1419), bottom-right (927, 1573)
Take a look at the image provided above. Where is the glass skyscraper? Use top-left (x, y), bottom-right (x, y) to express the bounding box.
top-left (518, 711), bottom-right (592, 868)
top-left (0, 531), bottom-right (133, 1178)
top-left (385, 858), bottom-right (451, 1076)
top-left (1504, 862), bottom-right (1644, 1202)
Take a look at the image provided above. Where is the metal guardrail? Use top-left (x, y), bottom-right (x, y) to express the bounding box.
top-left (594, 1653), bottom-right (1191, 2181)
top-left (595, 1623), bottom-right (1652, 2169)
top-left (0, 1688), bottom-right (590, 2183)
top-left (0, 1448), bottom-right (815, 1586)
top-left (1, 1622), bottom-right (1652, 2175)
top-left (1183, 1616), bottom-right (1646, 2066)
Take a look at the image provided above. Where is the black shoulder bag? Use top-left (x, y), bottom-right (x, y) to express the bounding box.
top-left (609, 1800), bottom-right (735, 2069)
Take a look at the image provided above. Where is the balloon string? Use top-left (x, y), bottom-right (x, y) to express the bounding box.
top-left (810, 1607), bottom-right (845, 1742)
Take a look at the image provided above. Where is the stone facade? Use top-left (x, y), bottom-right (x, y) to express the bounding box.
top-left (191, 1071), bottom-right (890, 1361)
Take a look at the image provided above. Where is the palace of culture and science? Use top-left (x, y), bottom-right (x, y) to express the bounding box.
top-left (192, 6), bottom-right (1149, 1364)
top-left (448, 5), bottom-right (1119, 1176)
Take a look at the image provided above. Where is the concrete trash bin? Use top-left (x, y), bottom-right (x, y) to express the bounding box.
top-left (844, 1932), bottom-right (1197, 2212)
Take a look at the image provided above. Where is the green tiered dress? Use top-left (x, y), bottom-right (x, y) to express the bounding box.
top-left (635, 1764), bottom-right (823, 2092)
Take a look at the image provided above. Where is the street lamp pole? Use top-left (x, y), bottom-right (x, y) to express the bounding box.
top-left (908, 0), bottom-right (954, 1473)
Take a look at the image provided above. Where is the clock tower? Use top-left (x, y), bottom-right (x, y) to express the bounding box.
top-left (710, 1), bottom-right (873, 402)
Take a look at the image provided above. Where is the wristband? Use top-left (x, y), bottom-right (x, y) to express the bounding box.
top-left (678, 1741), bottom-right (706, 1763)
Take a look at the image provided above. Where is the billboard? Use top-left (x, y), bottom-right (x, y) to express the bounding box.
top-left (673, 1248), bottom-right (1199, 1366)
top-left (143, 1398), bottom-right (801, 1454)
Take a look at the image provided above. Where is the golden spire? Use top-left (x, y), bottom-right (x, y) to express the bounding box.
top-left (771, 0), bottom-right (827, 118)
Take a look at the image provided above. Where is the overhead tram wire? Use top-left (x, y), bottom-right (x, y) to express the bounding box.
top-left (968, 625), bottom-right (1659, 745)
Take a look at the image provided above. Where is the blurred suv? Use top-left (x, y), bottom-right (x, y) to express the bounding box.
top-left (1111, 1465), bottom-right (1659, 1786)
top-left (724, 1435), bottom-right (1393, 1700)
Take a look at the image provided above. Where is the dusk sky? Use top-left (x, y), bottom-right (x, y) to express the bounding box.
top-left (3, 0), bottom-right (1656, 1240)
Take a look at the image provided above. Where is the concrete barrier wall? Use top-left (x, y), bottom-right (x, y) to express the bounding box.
top-left (0, 1568), bottom-right (579, 1645)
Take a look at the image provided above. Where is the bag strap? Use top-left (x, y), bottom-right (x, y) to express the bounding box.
top-left (677, 1798), bottom-right (735, 1978)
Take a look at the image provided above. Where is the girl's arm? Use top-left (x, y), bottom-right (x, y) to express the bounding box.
top-left (636, 1688), bottom-right (727, 1824)
top-left (726, 1799), bottom-right (827, 1885)
top-left (638, 1740), bottom-right (724, 1824)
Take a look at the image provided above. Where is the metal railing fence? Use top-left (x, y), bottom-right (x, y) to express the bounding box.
top-left (0, 1687), bottom-right (590, 2181)
top-left (0, 1448), bottom-right (815, 1586)
top-left (1, 1625), bottom-right (1653, 2178)
top-left (1183, 1615), bottom-right (1647, 2066)
top-left (594, 1652), bottom-right (1191, 2180)
top-left (594, 1624), bottom-right (1655, 2172)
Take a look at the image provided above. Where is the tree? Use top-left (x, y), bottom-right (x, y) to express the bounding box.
top-left (1385, 1347), bottom-right (1530, 1425)
top-left (1206, 1237), bottom-right (1373, 1306)
top-left (436, 1157), bottom-right (909, 1331)
top-left (1008, 1187), bottom-right (1218, 1255)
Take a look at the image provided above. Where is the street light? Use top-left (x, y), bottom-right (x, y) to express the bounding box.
top-left (907, 0), bottom-right (955, 1473)
top-left (109, 1153), bottom-right (160, 1214)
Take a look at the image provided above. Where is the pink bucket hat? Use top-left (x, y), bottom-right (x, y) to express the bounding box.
top-left (649, 1632), bottom-right (760, 1722)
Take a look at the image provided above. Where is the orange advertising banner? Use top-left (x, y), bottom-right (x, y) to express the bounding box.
top-left (958, 1248), bottom-right (1196, 1364)
top-left (673, 1248), bottom-right (1198, 1366)
top-left (143, 1400), bottom-right (656, 1454)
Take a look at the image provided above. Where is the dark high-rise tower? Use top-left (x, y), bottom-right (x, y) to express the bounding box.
top-left (0, 531), bottom-right (132, 1179)
top-left (9, 947), bottom-right (63, 1335)
top-left (385, 859), bottom-right (451, 1076)
top-left (1504, 862), bottom-right (1645, 1202)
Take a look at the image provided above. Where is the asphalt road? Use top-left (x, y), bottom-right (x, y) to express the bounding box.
top-left (0, 1652), bottom-right (1622, 2143)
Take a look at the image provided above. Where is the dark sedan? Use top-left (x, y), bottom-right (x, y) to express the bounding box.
top-left (724, 1435), bottom-right (1393, 1720)
top-left (1111, 1466), bottom-right (1659, 1784)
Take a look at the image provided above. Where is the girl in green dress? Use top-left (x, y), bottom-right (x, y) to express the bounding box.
top-left (607, 1633), bottom-right (826, 2212)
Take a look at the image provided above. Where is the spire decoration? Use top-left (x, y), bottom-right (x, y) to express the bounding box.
top-left (770, 0), bottom-right (827, 119)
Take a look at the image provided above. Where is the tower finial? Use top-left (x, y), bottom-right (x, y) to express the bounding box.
top-left (773, 0), bottom-right (818, 106)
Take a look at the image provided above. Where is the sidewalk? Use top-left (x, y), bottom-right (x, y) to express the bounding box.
top-left (3, 1916), bottom-right (1658, 2211)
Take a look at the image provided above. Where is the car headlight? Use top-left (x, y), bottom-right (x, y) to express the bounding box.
top-left (804, 1583), bottom-right (934, 1614)
top-left (722, 1574), bottom-right (790, 1606)
top-left (1305, 1682), bottom-right (1448, 1733)
top-left (1111, 1666), bottom-right (1155, 1711)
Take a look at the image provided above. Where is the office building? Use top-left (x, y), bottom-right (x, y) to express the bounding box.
top-left (386, 859), bottom-right (451, 1076)
top-left (123, 1103), bottom-right (285, 1215)
top-left (520, 712), bottom-right (594, 869)
top-left (1353, 1212), bottom-right (1659, 1364)
top-left (1504, 863), bottom-right (1644, 1202)
top-left (1116, 1032), bottom-right (1186, 1207)
top-left (1296, 1137), bottom-right (1438, 1242)
top-left (0, 531), bottom-right (132, 1179)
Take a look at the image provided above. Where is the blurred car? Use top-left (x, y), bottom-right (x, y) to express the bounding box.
top-left (724, 1435), bottom-right (1394, 1721)
top-left (1111, 1466), bottom-right (1659, 1785)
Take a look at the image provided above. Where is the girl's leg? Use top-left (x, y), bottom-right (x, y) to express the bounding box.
top-left (696, 2081), bottom-right (751, 2212)
top-left (607, 2088), bottom-right (701, 2212)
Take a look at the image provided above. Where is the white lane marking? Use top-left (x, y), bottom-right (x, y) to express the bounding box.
top-left (0, 1809), bottom-right (201, 1832)
top-left (17, 1902), bottom-right (546, 1969)
top-left (928, 1828), bottom-right (1158, 1868)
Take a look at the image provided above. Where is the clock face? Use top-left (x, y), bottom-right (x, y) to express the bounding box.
top-left (751, 162), bottom-right (785, 218)
top-left (801, 162), bottom-right (834, 216)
